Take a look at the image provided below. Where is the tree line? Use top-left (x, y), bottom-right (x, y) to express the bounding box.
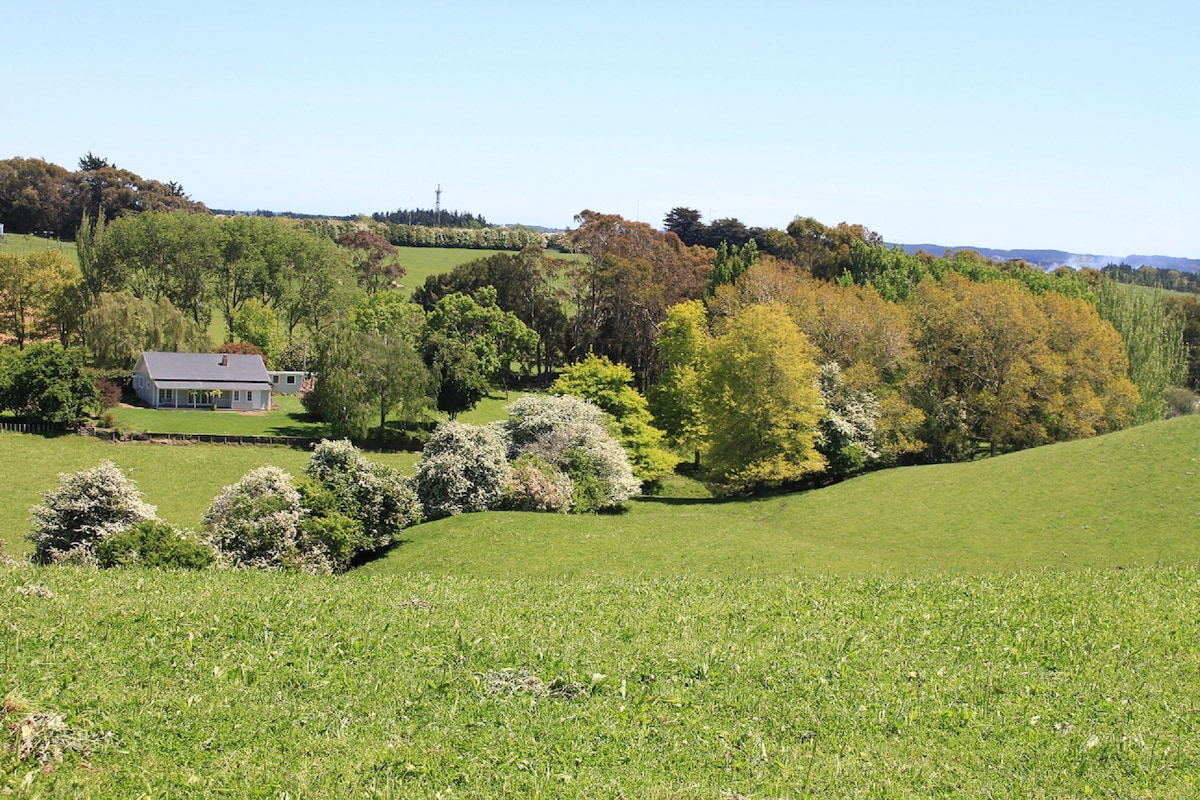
top-left (0, 155), bottom-right (207, 239)
top-left (0, 188), bottom-right (1191, 494)
top-left (371, 208), bottom-right (488, 228)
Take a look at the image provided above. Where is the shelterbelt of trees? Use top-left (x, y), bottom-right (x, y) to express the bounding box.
top-left (0, 155), bottom-right (1193, 491)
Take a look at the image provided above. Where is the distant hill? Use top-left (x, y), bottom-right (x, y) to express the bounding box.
top-left (893, 243), bottom-right (1200, 274)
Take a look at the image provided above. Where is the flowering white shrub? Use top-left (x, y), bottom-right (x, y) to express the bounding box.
top-left (305, 439), bottom-right (422, 546)
top-left (414, 421), bottom-right (510, 519)
top-left (202, 466), bottom-right (334, 575)
top-left (29, 461), bottom-right (157, 565)
top-left (499, 453), bottom-right (573, 513)
top-left (816, 362), bottom-right (881, 478)
top-left (503, 395), bottom-right (640, 511)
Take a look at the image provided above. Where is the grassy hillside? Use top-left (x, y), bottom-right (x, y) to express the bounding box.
top-left (0, 233), bottom-right (79, 266)
top-left (2, 416), bottom-right (1198, 796)
top-left (370, 413), bottom-right (1200, 578)
top-left (3, 414), bottom-right (1196, 572)
top-left (3, 565), bottom-right (1199, 797)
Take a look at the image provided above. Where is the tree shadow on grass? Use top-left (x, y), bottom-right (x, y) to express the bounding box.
top-left (349, 539), bottom-right (411, 569)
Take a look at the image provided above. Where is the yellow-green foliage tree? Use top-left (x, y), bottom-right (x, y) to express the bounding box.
top-left (701, 304), bottom-right (826, 488)
top-left (551, 352), bottom-right (678, 485)
top-left (0, 250), bottom-right (80, 348)
top-left (648, 299), bottom-right (709, 461)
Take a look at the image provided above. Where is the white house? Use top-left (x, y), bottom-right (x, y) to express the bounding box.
top-left (267, 370), bottom-right (312, 395)
top-left (132, 352), bottom-right (273, 411)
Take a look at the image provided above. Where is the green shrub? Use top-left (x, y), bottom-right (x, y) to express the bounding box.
top-left (305, 439), bottom-right (422, 547)
top-left (295, 478), bottom-right (369, 572)
top-left (95, 521), bottom-right (214, 570)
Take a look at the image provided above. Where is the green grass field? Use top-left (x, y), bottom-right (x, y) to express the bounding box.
top-left (369, 413), bottom-right (1200, 578)
top-left (106, 390), bottom-right (525, 439)
top-left (2, 416), bottom-right (1199, 796)
top-left (0, 233), bottom-right (78, 265)
top-left (0, 434), bottom-right (418, 554)
top-left (3, 565), bottom-right (1199, 797)
top-left (108, 393), bottom-right (330, 437)
top-left (393, 246), bottom-right (586, 296)
top-left (3, 413), bottom-right (1197, 574)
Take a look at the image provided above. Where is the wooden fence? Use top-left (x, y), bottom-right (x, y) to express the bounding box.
top-left (0, 421), bottom-right (66, 435)
top-left (83, 429), bottom-right (320, 448)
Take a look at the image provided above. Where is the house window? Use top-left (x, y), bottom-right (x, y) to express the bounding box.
top-left (233, 390), bottom-right (241, 402)
top-left (286, 375), bottom-right (296, 385)
top-left (246, 391), bottom-right (254, 405)
top-left (272, 375), bottom-right (279, 383)
top-left (158, 388), bottom-right (172, 404)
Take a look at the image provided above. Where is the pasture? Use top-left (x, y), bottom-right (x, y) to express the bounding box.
top-left (0, 233), bottom-right (78, 265)
top-left (3, 565), bottom-right (1199, 797)
top-left (1, 415), bottom-right (1198, 796)
top-left (393, 246), bottom-right (585, 296)
top-left (3, 414), bottom-right (1197, 574)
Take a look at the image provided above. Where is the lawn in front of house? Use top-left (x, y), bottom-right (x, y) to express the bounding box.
top-left (107, 393), bottom-right (330, 438)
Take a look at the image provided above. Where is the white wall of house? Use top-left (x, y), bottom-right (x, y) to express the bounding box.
top-left (268, 371), bottom-right (310, 395)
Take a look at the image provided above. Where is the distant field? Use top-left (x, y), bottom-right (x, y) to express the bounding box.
top-left (394, 246), bottom-right (586, 296)
top-left (0, 232), bottom-right (79, 265)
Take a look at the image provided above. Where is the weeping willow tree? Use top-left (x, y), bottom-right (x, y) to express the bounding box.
top-left (1094, 280), bottom-right (1187, 423)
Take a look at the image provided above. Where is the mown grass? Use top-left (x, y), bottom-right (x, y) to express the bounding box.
top-left (108, 393), bottom-right (330, 438)
top-left (108, 390), bottom-right (525, 440)
top-left (3, 565), bottom-right (1199, 797)
top-left (369, 413), bottom-right (1200, 578)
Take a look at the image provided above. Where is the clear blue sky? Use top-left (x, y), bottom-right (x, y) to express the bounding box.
top-left (7, 0), bottom-right (1198, 257)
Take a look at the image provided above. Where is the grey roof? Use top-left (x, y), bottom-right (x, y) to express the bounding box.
top-left (140, 352), bottom-right (272, 385)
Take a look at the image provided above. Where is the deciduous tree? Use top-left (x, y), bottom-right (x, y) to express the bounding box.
top-left (550, 352), bottom-right (677, 484)
top-left (700, 304), bottom-right (826, 488)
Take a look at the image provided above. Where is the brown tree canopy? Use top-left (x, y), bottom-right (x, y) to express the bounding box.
top-left (565, 211), bottom-right (711, 385)
top-left (336, 229), bottom-right (405, 294)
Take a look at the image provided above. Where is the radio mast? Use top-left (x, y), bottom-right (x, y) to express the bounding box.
top-left (435, 184), bottom-right (442, 225)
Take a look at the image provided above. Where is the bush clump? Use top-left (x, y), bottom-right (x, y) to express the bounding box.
top-left (415, 421), bottom-right (511, 520)
top-left (503, 395), bottom-right (641, 512)
top-left (202, 466), bottom-right (335, 575)
top-left (498, 453), bottom-right (573, 513)
top-left (305, 439), bottom-right (422, 547)
top-left (29, 461), bottom-right (157, 565)
top-left (95, 520), bottom-right (214, 570)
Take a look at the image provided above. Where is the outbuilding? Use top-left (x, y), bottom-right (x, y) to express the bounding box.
top-left (132, 351), bottom-right (273, 411)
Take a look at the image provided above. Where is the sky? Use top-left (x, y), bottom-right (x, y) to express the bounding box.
top-left (6, 0), bottom-right (1198, 257)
